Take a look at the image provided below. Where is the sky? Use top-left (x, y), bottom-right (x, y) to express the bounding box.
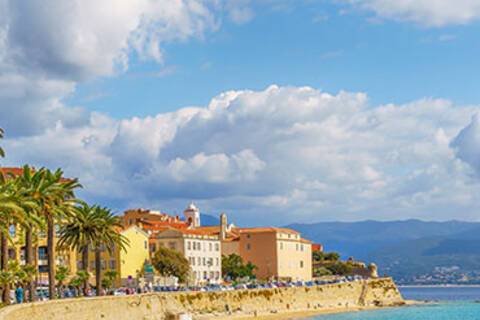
top-left (1, 0), bottom-right (480, 226)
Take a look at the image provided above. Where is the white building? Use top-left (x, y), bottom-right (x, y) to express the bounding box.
top-left (149, 228), bottom-right (222, 285)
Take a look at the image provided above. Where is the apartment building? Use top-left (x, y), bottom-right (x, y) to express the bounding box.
top-left (149, 228), bottom-right (222, 285)
top-left (239, 228), bottom-right (312, 281)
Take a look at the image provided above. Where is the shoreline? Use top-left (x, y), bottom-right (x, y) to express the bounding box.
top-left (399, 284), bottom-right (480, 288)
top-left (198, 301), bottom-right (421, 320)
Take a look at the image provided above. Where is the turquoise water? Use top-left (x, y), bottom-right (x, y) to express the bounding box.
top-left (306, 287), bottom-right (480, 319)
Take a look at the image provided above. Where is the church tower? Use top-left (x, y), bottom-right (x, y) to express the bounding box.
top-left (220, 212), bottom-right (228, 240)
top-left (184, 203), bottom-right (201, 228)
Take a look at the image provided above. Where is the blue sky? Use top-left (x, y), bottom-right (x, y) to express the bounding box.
top-left (2, 0), bottom-right (480, 225)
top-left (68, 1), bottom-right (480, 119)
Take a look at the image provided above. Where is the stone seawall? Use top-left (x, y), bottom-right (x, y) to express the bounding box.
top-left (0, 278), bottom-right (404, 320)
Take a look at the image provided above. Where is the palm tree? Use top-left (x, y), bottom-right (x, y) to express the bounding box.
top-left (12, 166), bottom-right (44, 301)
top-left (0, 178), bottom-right (26, 304)
top-left (92, 207), bottom-right (128, 296)
top-left (55, 266), bottom-right (70, 298)
top-left (58, 203), bottom-right (100, 295)
top-left (30, 168), bottom-right (81, 299)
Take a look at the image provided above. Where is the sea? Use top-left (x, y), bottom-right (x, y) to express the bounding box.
top-left (307, 286), bottom-right (480, 320)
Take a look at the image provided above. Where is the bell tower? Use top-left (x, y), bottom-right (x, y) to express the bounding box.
top-left (220, 212), bottom-right (228, 240)
top-left (184, 203), bottom-right (201, 228)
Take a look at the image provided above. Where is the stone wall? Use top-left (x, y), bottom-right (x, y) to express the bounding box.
top-left (0, 278), bottom-right (404, 320)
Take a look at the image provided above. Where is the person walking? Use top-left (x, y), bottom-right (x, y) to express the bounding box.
top-left (15, 285), bottom-right (24, 304)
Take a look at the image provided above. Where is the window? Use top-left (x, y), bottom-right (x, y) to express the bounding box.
top-left (296, 244), bottom-right (299, 251)
top-left (203, 271), bottom-right (207, 280)
top-left (144, 241), bottom-right (148, 249)
top-left (280, 242), bottom-right (283, 250)
top-left (169, 242), bottom-right (176, 250)
top-left (301, 244), bottom-right (304, 251)
top-left (202, 257), bottom-right (206, 266)
top-left (246, 234), bottom-right (251, 239)
top-left (300, 261), bottom-right (304, 268)
top-left (215, 243), bottom-right (220, 251)
top-left (110, 259), bottom-right (116, 269)
top-left (187, 241), bottom-right (191, 250)
top-left (38, 247), bottom-right (47, 260)
top-left (191, 257), bottom-right (195, 266)
top-left (209, 243), bottom-right (212, 251)
top-left (216, 258), bottom-right (219, 266)
top-left (150, 244), bottom-right (156, 253)
top-left (209, 271), bottom-right (214, 279)
top-left (246, 243), bottom-right (251, 250)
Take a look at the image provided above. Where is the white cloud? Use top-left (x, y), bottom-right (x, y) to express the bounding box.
top-left (346, 0), bottom-right (480, 26)
top-left (0, 0), bottom-right (223, 138)
top-left (4, 85), bottom-right (480, 225)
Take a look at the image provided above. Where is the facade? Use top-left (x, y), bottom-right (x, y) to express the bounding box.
top-left (119, 226), bottom-right (150, 285)
top-left (238, 228), bottom-right (312, 281)
top-left (10, 228), bottom-right (78, 285)
top-left (149, 228), bottom-right (222, 285)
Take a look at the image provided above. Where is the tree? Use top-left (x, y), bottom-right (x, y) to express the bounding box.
top-left (313, 251), bottom-right (340, 262)
top-left (222, 254), bottom-right (256, 281)
top-left (69, 271), bottom-right (90, 297)
top-left (325, 262), bottom-right (353, 276)
top-left (101, 270), bottom-right (117, 293)
top-left (152, 246), bottom-right (190, 283)
top-left (0, 178), bottom-right (27, 304)
top-left (30, 168), bottom-right (81, 299)
top-left (14, 165), bottom-right (46, 301)
top-left (55, 266), bottom-right (70, 298)
top-left (58, 203), bottom-right (99, 295)
top-left (91, 206), bottom-right (128, 296)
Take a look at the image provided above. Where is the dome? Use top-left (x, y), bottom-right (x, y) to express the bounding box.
top-left (186, 202), bottom-right (198, 211)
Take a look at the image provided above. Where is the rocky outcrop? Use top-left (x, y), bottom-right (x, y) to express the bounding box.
top-left (0, 278), bottom-right (404, 320)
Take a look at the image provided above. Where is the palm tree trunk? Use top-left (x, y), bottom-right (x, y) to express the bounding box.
top-left (1, 232), bottom-right (10, 305)
top-left (25, 226), bottom-right (35, 302)
top-left (82, 246), bottom-right (89, 296)
top-left (47, 215), bottom-right (56, 299)
top-left (95, 247), bottom-right (102, 296)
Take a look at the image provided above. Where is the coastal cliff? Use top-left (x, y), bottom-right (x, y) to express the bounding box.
top-left (0, 278), bottom-right (404, 320)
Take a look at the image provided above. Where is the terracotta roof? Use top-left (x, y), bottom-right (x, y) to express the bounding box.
top-left (150, 227), bottom-right (218, 238)
top-left (0, 167), bottom-right (73, 182)
top-left (0, 167), bottom-right (24, 176)
top-left (238, 227), bottom-right (300, 235)
top-left (300, 238), bottom-right (312, 244)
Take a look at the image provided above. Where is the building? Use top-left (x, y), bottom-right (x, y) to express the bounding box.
top-left (196, 214), bottom-right (313, 282)
top-left (119, 226), bottom-right (150, 285)
top-left (123, 208), bottom-right (188, 229)
top-left (238, 228), bottom-right (312, 281)
top-left (149, 228), bottom-right (222, 285)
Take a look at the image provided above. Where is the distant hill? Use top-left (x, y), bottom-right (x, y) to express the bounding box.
top-left (284, 220), bottom-right (480, 283)
top-left (201, 214), bottom-right (219, 226)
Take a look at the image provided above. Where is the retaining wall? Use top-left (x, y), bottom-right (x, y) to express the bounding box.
top-left (0, 278), bottom-right (404, 320)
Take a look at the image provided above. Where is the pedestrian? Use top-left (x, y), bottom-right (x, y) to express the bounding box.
top-left (15, 285), bottom-right (24, 304)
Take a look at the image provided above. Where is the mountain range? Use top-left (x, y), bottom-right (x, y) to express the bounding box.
top-left (284, 219), bottom-right (480, 283)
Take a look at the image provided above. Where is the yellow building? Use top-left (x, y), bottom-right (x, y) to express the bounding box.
top-left (119, 226), bottom-right (150, 286)
top-left (78, 226), bottom-right (150, 288)
top-left (10, 227), bottom-right (78, 286)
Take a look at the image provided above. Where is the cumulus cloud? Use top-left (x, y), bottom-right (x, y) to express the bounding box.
top-left (346, 0), bottom-right (480, 26)
top-left (4, 85), bottom-right (480, 225)
top-left (0, 0), bottom-right (222, 138)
